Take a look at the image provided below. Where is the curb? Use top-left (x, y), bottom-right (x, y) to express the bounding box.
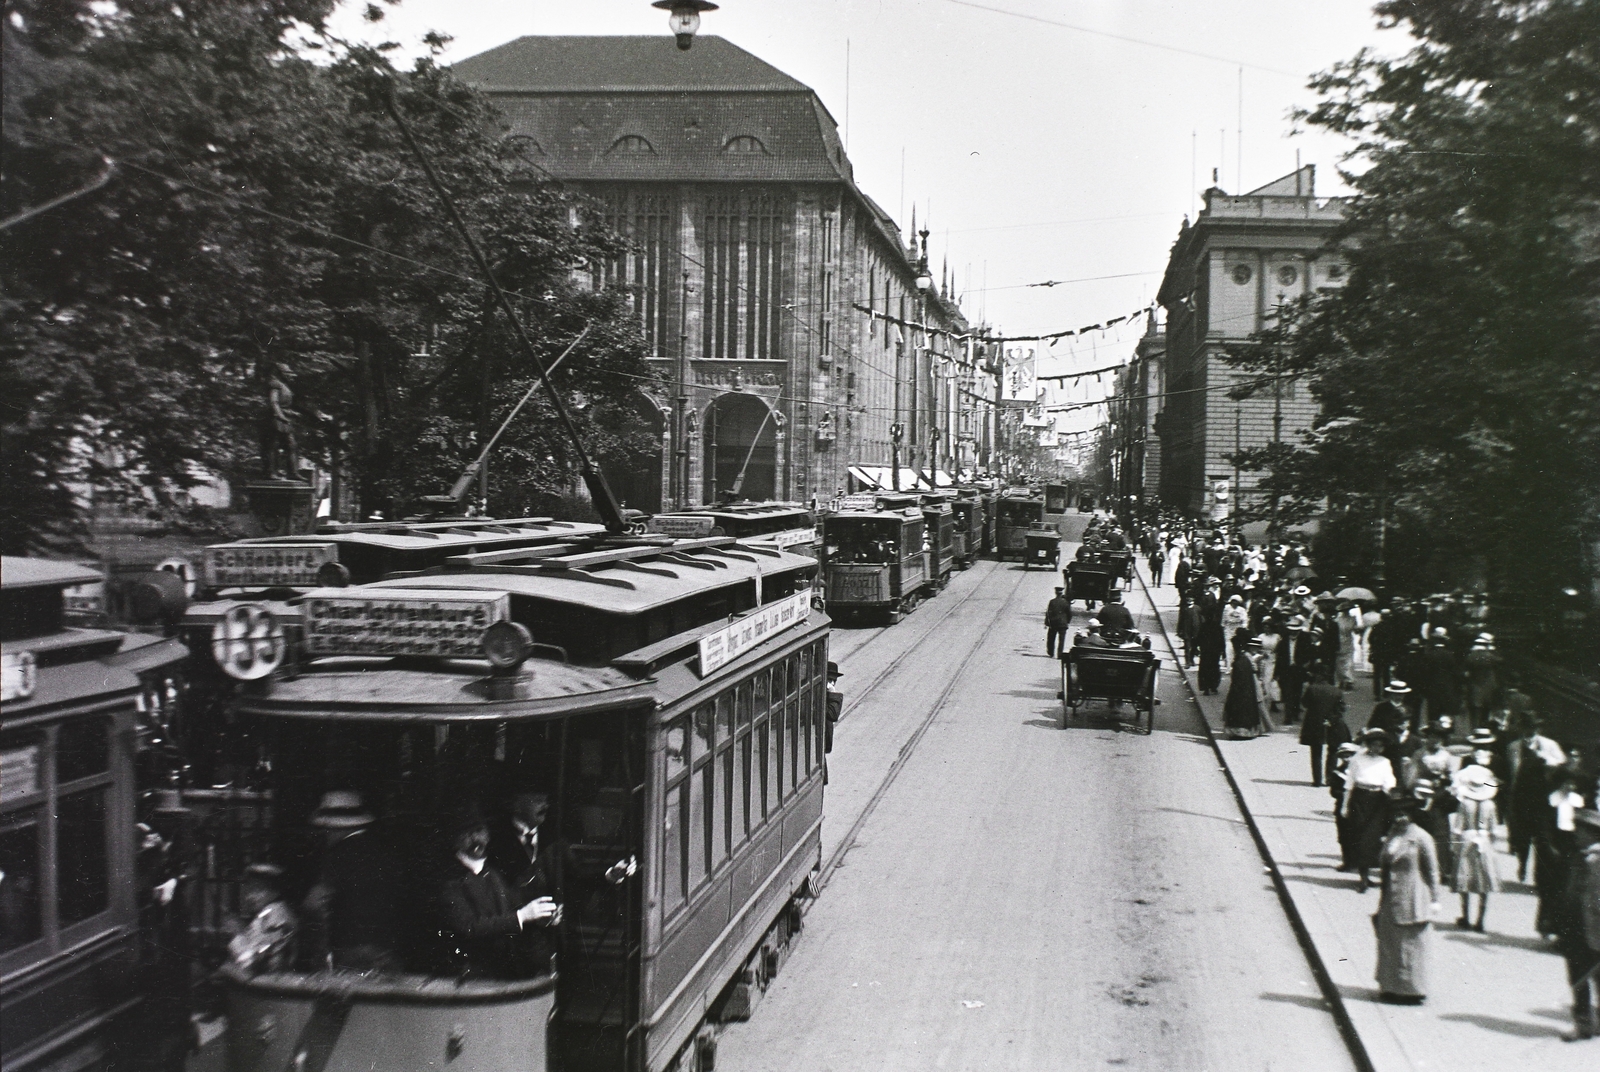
top-left (1131, 562), bottom-right (1378, 1072)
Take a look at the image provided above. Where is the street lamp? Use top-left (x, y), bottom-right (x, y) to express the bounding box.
top-left (653, 0), bottom-right (718, 50)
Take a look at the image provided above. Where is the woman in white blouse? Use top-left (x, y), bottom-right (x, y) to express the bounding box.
top-left (1341, 728), bottom-right (1398, 892)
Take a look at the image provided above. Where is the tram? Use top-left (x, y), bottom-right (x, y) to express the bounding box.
top-left (182, 531), bottom-right (829, 1072)
top-left (919, 495), bottom-right (956, 589)
top-left (1043, 483), bottom-right (1073, 533)
top-left (1, 558), bottom-right (189, 1072)
top-left (948, 492), bottom-right (985, 569)
top-left (645, 502), bottom-right (817, 560)
top-left (994, 492), bottom-right (1048, 561)
top-left (820, 498), bottom-right (930, 624)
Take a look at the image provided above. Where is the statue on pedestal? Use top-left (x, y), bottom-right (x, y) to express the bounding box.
top-left (257, 367), bottom-right (299, 480)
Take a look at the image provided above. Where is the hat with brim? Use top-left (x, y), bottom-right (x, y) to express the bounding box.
top-left (1466, 728), bottom-right (1497, 748)
top-left (1357, 727), bottom-right (1390, 743)
top-left (1292, 586), bottom-right (1311, 597)
top-left (1384, 680), bottom-right (1413, 696)
top-left (1476, 632), bottom-right (1495, 644)
top-left (1336, 742), bottom-right (1361, 756)
top-left (1286, 615), bottom-right (1309, 631)
top-left (511, 792), bottom-right (550, 828)
top-left (244, 862), bottom-right (285, 885)
top-left (1455, 766), bottom-right (1499, 802)
top-left (310, 790), bottom-right (375, 829)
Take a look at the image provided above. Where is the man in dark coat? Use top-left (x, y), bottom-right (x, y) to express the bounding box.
top-left (1368, 608), bottom-right (1403, 698)
top-left (1301, 662), bottom-right (1348, 787)
top-left (1045, 587), bottom-right (1074, 656)
top-left (441, 805), bottom-right (558, 979)
top-left (1366, 681), bottom-right (1415, 763)
top-left (1505, 715), bottom-right (1567, 883)
top-left (302, 791), bottom-right (403, 972)
top-left (1418, 628), bottom-right (1462, 723)
top-left (1096, 588), bottom-right (1135, 634)
top-left (1196, 585), bottom-right (1227, 695)
top-left (1275, 616), bottom-right (1317, 724)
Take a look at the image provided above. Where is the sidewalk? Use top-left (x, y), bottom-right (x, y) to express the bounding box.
top-left (1132, 563), bottom-right (1592, 1072)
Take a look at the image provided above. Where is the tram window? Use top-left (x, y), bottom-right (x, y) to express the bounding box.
top-left (736, 681), bottom-right (752, 731)
top-left (664, 719), bottom-right (687, 783)
top-left (757, 722), bottom-right (770, 818)
top-left (689, 759), bottom-right (708, 888)
top-left (715, 693), bottom-right (734, 742)
top-left (801, 678), bottom-right (813, 775)
top-left (788, 695), bottom-right (800, 793)
top-left (0, 817), bottom-right (42, 952)
top-left (56, 717), bottom-right (109, 784)
top-left (662, 784), bottom-right (685, 915)
top-left (752, 670), bottom-right (769, 721)
top-left (737, 732), bottom-right (752, 839)
top-left (718, 748), bottom-right (733, 863)
top-left (57, 790), bottom-right (109, 925)
top-left (693, 704), bottom-right (714, 761)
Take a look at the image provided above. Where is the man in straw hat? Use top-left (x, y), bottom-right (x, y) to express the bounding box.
top-left (301, 789), bottom-right (402, 972)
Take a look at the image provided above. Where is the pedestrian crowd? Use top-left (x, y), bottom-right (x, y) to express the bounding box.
top-left (1118, 509), bottom-right (1600, 1041)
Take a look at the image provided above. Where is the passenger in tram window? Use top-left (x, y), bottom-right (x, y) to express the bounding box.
top-left (301, 790), bottom-right (402, 973)
top-left (228, 862), bottom-right (298, 973)
top-left (496, 792), bottom-right (565, 972)
top-left (439, 804), bottom-right (559, 980)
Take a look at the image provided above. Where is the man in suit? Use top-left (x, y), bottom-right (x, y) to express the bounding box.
top-left (301, 790), bottom-right (402, 972)
top-left (1045, 587), bottom-right (1075, 656)
top-left (1275, 615), bottom-right (1317, 724)
top-left (440, 805), bottom-right (559, 979)
top-left (1096, 588), bottom-right (1135, 634)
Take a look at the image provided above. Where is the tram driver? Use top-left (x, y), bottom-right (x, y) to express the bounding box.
top-left (301, 790), bottom-right (403, 973)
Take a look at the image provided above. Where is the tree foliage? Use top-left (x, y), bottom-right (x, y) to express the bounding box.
top-left (1224, 0), bottom-right (1600, 613)
top-left (1, 0), bottom-right (657, 552)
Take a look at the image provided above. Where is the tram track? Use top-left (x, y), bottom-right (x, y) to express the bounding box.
top-left (831, 559), bottom-right (1006, 721)
top-left (815, 562), bottom-right (1032, 895)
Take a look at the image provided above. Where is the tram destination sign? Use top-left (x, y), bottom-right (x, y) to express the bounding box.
top-left (697, 590), bottom-right (810, 677)
top-left (646, 515), bottom-right (717, 538)
top-left (206, 542), bottom-right (337, 589)
top-left (302, 588), bottom-right (509, 658)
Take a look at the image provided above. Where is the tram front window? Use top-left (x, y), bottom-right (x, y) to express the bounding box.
top-left (830, 522), bottom-right (901, 563)
top-left (241, 711), bottom-right (635, 982)
top-left (0, 818), bottom-right (42, 952)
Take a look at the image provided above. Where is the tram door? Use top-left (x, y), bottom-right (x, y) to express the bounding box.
top-left (705, 394), bottom-right (776, 502)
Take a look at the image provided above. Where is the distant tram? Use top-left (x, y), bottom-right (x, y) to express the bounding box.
top-left (1, 558), bottom-right (188, 1072)
top-left (918, 494), bottom-right (956, 589)
top-left (948, 491), bottom-right (987, 568)
top-left (180, 531), bottom-right (829, 1072)
top-left (645, 502), bottom-right (817, 560)
top-left (820, 496), bottom-right (930, 624)
top-left (994, 493), bottom-right (1048, 561)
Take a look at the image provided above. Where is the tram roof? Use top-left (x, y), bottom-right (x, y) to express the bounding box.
top-left (658, 504), bottom-right (811, 521)
top-left (823, 507), bottom-right (924, 522)
top-left (354, 541), bottom-right (815, 615)
top-left (229, 518), bottom-right (606, 553)
top-left (1, 556), bottom-right (102, 590)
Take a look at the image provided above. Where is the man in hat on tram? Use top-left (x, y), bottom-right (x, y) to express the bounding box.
top-left (302, 790), bottom-right (404, 972)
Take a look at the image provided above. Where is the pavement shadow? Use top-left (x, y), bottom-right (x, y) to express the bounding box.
top-left (1155, 806), bottom-right (1246, 826)
top-left (1252, 777), bottom-right (1320, 788)
top-left (1284, 872), bottom-right (1365, 892)
top-left (1437, 1013), bottom-right (1564, 1040)
top-left (1255, 812), bottom-right (1337, 824)
top-left (1170, 733), bottom-right (1213, 747)
top-left (1023, 717), bottom-right (1065, 731)
top-left (1336, 985), bottom-right (1387, 1004)
top-left (1443, 930), bottom-right (1557, 955)
top-left (1258, 991), bottom-right (1331, 1011)
top-left (999, 687), bottom-right (1060, 701)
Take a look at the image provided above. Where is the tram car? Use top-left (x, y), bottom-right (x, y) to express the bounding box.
top-left (821, 499), bottom-right (930, 624)
top-left (994, 493), bottom-right (1048, 561)
top-left (918, 495), bottom-right (957, 589)
top-left (646, 502), bottom-right (818, 560)
top-left (1043, 483), bottom-right (1073, 533)
top-left (1, 558), bottom-right (189, 1072)
top-left (181, 531), bottom-right (829, 1072)
top-left (948, 492), bottom-right (985, 569)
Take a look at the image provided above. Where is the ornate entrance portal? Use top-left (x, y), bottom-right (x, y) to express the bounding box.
top-left (704, 393), bottom-right (777, 502)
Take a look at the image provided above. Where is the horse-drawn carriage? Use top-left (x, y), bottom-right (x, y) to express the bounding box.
top-left (1060, 630), bottom-right (1159, 733)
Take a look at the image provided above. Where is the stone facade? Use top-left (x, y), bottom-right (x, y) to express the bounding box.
top-left (1153, 166), bottom-right (1348, 519)
top-left (456, 36), bottom-right (982, 510)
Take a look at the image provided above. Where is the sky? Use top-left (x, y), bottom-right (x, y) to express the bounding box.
top-left (327, 0), bottom-right (1410, 433)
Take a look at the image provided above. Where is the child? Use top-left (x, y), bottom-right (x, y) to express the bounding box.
top-left (228, 863), bottom-right (298, 972)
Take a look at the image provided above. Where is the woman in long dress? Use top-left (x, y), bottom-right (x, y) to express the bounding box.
top-left (1450, 760), bottom-right (1501, 931)
top-left (1375, 806), bottom-right (1441, 1003)
top-left (1341, 728), bottom-right (1398, 892)
top-left (1222, 631), bottom-right (1264, 738)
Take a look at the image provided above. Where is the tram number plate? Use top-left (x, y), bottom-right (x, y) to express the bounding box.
top-left (302, 588), bottom-right (509, 657)
top-left (206, 542), bottom-right (337, 588)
